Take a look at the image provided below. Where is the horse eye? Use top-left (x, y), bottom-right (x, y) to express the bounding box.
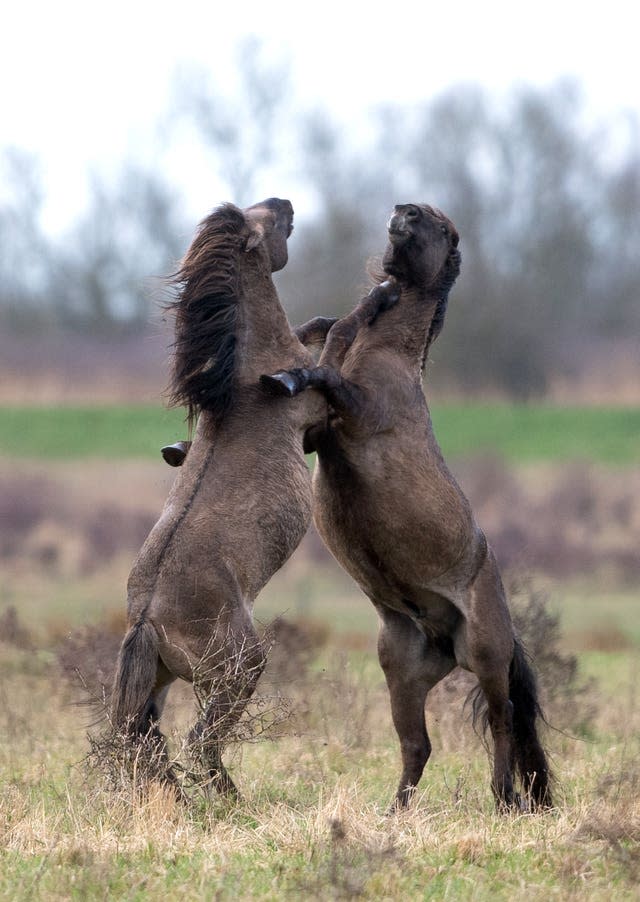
top-left (440, 225), bottom-right (448, 236)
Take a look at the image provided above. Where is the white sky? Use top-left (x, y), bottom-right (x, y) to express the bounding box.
top-left (1, 0), bottom-right (638, 231)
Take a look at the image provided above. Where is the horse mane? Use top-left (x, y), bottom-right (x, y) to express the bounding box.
top-left (419, 205), bottom-right (461, 354)
top-left (166, 203), bottom-right (247, 432)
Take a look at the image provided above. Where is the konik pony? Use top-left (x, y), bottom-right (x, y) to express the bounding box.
top-left (264, 203), bottom-right (553, 812)
top-left (112, 198), bottom-right (332, 794)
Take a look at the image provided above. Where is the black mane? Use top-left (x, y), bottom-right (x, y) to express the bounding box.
top-left (166, 203), bottom-right (246, 431)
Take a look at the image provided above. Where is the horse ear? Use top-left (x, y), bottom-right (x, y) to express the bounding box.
top-left (245, 221), bottom-right (265, 252)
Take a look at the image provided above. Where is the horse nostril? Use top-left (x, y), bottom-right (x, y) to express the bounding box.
top-left (405, 205), bottom-right (420, 220)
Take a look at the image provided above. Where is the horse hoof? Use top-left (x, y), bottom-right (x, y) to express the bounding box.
top-left (161, 443), bottom-right (188, 467)
top-left (260, 372), bottom-right (300, 397)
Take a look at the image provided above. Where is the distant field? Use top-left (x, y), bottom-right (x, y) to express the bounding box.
top-left (0, 403), bottom-right (638, 463)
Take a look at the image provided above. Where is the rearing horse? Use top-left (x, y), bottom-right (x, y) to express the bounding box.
top-left (112, 198), bottom-right (332, 794)
top-left (264, 203), bottom-right (552, 812)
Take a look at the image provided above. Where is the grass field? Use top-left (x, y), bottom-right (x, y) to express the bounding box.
top-left (1, 403), bottom-right (638, 463)
top-left (1, 616), bottom-right (639, 901)
top-left (1, 400), bottom-right (638, 899)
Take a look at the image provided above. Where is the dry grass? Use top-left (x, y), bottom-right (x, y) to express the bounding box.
top-left (2, 456), bottom-right (639, 897)
top-left (1, 625), bottom-right (640, 900)
top-left (2, 594), bottom-right (639, 901)
top-left (2, 459), bottom-right (638, 610)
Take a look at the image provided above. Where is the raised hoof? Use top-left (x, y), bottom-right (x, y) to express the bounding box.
top-left (161, 442), bottom-right (188, 467)
top-left (260, 372), bottom-right (300, 397)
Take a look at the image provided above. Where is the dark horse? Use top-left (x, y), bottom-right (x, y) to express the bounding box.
top-left (263, 203), bottom-right (552, 812)
top-left (111, 198), bottom-right (333, 795)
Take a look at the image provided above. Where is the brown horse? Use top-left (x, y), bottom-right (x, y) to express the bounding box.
top-left (264, 203), bottom-right (552, 812)
top-left (111, 198), bottom-right (333, 795)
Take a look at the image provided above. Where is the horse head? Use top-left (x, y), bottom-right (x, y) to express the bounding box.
top-left (244, 197), bottom-right (294, 273)
top-left (383, 204), bottom-right (460, 297)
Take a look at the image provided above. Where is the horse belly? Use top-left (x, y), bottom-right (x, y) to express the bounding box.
top-left (313, 449), bottom-right (476, 606)
top-left (207, 443), bottom-right (313, 595)
top-left (312, 466), bottom-right (403, 605)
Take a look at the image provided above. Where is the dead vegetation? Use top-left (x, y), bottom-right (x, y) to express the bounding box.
top-left (1, 455), bottom-right (637, 896)
top-left (456, 457), bottom-right (640, 584)
top-left (1, 596), bottom-right (639, 899)
top-left (2, 457), bottom-right (638, 589)
top-left (0, 579), bottom-right (598, 809)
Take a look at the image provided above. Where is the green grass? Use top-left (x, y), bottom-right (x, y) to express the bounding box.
top-left (1, 403), bottom-right (638, 463)
top-left (429, 404), bottom-right (640, 464)
top-left (0, 405), bottom-right (187, 460)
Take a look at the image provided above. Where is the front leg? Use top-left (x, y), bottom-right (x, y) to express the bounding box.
top-left (261, 365), bottom-right (381, 436)
top-left (319, 278), bottom-right (400, 369)
top-left (294, 316), bottom-right (338, 346)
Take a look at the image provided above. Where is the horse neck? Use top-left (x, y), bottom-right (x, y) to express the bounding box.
top-left (374, 285), bottom-right (439, 374)
top-left (235, 254), bottom-right (300, 381)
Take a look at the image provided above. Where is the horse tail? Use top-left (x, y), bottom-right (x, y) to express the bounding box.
top-left (509, 638), bottom-right (553, 808)
top-left (111, 619), bottom-right (159, 734)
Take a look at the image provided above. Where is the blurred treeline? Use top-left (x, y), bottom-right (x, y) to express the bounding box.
top-left (1, 50), bottom-right (638, 400)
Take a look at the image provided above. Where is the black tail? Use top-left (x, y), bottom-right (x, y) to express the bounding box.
top-left (509, 638), bottom-right (553, 808)
top-left (111, 619), bottom-right (159, 735)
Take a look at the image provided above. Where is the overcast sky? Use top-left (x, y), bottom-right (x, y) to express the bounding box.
top-left (2, 0), bottom-right (637, 230)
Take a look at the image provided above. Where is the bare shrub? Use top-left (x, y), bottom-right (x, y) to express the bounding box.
top-left (83, 616), bottom-right (299, 802)
top-left (507, 575), bottom-right (597, 735)
top-left (187, 623), bottom-right (290, 758)
top-left (261, 614), bottom-right (329, 686)
top-left (0, 605), bottom-right (34, 650)
top-left (0, 475), bottom-right (62, 559)
top-left (56, 614), bottom-right (126, 700)
top-left (85, 719), bottom-right (183, 799)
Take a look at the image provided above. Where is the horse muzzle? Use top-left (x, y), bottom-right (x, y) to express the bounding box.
top-left (387, 213), bottom-right (412, 245)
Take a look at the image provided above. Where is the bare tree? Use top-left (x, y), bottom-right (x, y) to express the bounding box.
top-left (379, 80), bottom-right (623, 397)
top-left (52, 165), bottom-right (186, 332)
top-left (0, 148), bottom-right (53, 329)
top-left (172, 37), bottom-right (292, 207)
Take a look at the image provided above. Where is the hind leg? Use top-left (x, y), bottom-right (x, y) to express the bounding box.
top-left (457, 556), bottom-right (519, 810)
top-left (122, 662), bottom-right (183, 791)
top-left (188, 621), bottom-right (267, 797)
top-left (377, 607), bottom-right (455, 810)
top-left (471, 661), bottom-right (516, 810)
